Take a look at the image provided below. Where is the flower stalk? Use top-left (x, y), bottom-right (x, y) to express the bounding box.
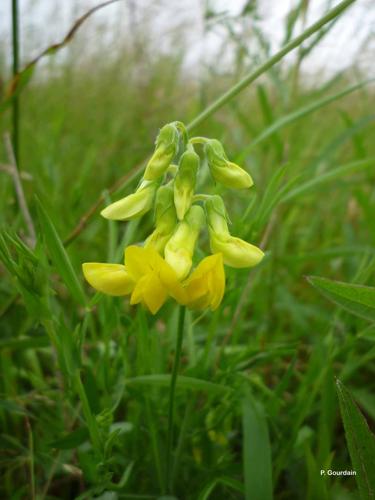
top-left (165, 304), bottom-right (186, 494)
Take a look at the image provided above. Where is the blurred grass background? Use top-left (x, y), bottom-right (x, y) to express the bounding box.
top-left (0, 0), bottom-right (375, 499)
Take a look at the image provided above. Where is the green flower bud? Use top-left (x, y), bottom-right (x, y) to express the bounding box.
top-left (205, 195), bottom-right (230, 236)
top-left (209, 232), bottom-right (264, 268)
top-left (101, 180), bottom-right (157, 221)
top-left (145, 184), bottom-right (177, 253)
top-left (206, 139), bottom-right (253, 189)
top-left (174, 149), bottom-right (199, 220)
top-left (143, 123), bottom-right (180, 181)
top-left (206, 195), bottom-right (264, 268)
top-left (165, 205), bottom-right (205, 279)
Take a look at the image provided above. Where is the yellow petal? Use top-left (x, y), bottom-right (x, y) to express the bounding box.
top-left (82, 263), bottom-right (135, 296)
top-left (130, 273), bottom-right (168, 314)
top-left (164, 246), bottom-right (192, 280)
top-left (152, 251), bottom-right (188, 304)
top-left (210, 233), bottom-right (264, 268)
top-left (125, 245), bottom-right (153, 280)
top-left (101, 184), bottom-right (156, 221)
top-left (208, 255), bottom-right (225, 310)
top-left (184, 254), bottom-right (225, 310)
top-left (144, 229), bottom-right (172, 254)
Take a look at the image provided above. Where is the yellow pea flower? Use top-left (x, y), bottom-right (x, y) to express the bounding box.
top-left (82, 263), bottom-right (135, 296)
top-left (143, 123), bottom-right (180, 181)
top-left (101, 180), bottom-right (157, 221)
top-left (210, 232), bottom-right (264, 268)
top-left (164, 205), bottom-right (205, 280)
top-left (173, 149), bottom-right (199, 220)
top-left (206, 195), bottom-right (264, 268)
top-left (125, 246), bottom-right (186, 313)
top-left (183, 253), bottom-right (225, 311)
top-left (83, 246), bottom-right (186, 315)
top-left (206, 139), bottom-right (253, 189)
top-left (145, 184), bottom-right (177, 254)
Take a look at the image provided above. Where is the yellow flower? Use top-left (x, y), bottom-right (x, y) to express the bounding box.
top-left (164, 205), bottom-right (205, 280)
top-left (206, 195), bottom-right (264, 268)
top-left (183, 253), bottom-right (225, 311)
top-left (82, 263), bottom-right (135, 296)
top-left (145, 184), bottom-right (177, 254)
top-left (143, 123), bottom-right (179, 181)
top-left (101, 181), bottom-right (157, 221)
top-left (126, 246), bottom-right (186, 313)
top-left (83, 246), bottom-right (186, 315)
top-left (210, 232), bottom-right (264, 268)
top-left (206, 139), bottom-right (253, 189)
top-left (173, 149), bottom-right (199, 220)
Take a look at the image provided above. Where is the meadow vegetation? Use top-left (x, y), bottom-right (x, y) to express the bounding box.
top-left (0, 1), bottom-right (374, 498)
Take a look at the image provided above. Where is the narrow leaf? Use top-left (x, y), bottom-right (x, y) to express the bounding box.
top-left (237, 79), bottom-right (374, 160)
top-left (35, 197), bottom-right (87, 306)
top-left (307, 276), bottom-right (375, 322)
top-left (336, 380), bottom-right (375, 499)
top-left (242, 388), bottom-right (273, 500)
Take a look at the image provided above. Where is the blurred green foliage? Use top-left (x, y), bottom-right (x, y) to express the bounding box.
top-left (0, 1), bottom-right (374, 498)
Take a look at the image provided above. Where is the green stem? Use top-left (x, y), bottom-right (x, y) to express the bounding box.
top-left (186, 0), bottom-right (356, 131)
top-left (11, 0), bottom-right (20, 164)
top-left (165, 305), bottom-right (186, 493)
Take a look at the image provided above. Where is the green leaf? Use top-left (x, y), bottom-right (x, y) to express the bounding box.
top-left (242, 388), bottom-right (273, 500)
top-left (336, 380), bottom-right (375, 500)
top-left (237, 79), bottom-right (374, 160)
top-left (307, 276), bottom-right (375, 322)
top-left (35, 197), bottom-right (87, 306)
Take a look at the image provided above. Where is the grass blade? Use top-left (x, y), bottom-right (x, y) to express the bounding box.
top-left (238, 79), bottom-right (373, 160)
top-left (307, 276), bottom-right (375, 322)
top-left (336, 380), bottom-right (375, 500)
top-left (35, 197), bottom-right (87, 306)
top-left (242, 388), bottom-right (273, 500)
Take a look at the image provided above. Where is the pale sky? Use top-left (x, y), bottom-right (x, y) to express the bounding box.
top-left (0, 0), bottom-right (374, 78)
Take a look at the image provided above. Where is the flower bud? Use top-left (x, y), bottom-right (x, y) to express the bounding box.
top-left (174, 149), bottom-right (199, 220)
top-left (209, 231), bottom-right (264, 268)
top-left (145, 184), bottom-right (177, 253)
top-left (205, 195), bottom-right (230, 236)
top-left (206, 195), bottom-right (264, 268)
top-left (164, 205), bottom-right (205, 279)
top-left (206, 139), bottom-right (253, 189)
top-left (143, 123), bottom-right (180, 181)
top-left (101, 180), bottom-right (157, 221)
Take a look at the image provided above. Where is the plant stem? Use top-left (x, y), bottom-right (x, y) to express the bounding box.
top-left (165, 305), bottom-right (186, 493)
top-left (186, 0), bottom-right (356, 131)
top-left (11, 0), bottom-right (20, 165)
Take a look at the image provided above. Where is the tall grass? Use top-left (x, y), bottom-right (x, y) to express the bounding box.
top-left (0, 1), bottom-right (375, 499)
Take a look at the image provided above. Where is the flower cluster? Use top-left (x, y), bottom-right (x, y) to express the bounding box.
top-left (83, 122), bottom-right (264, 314)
